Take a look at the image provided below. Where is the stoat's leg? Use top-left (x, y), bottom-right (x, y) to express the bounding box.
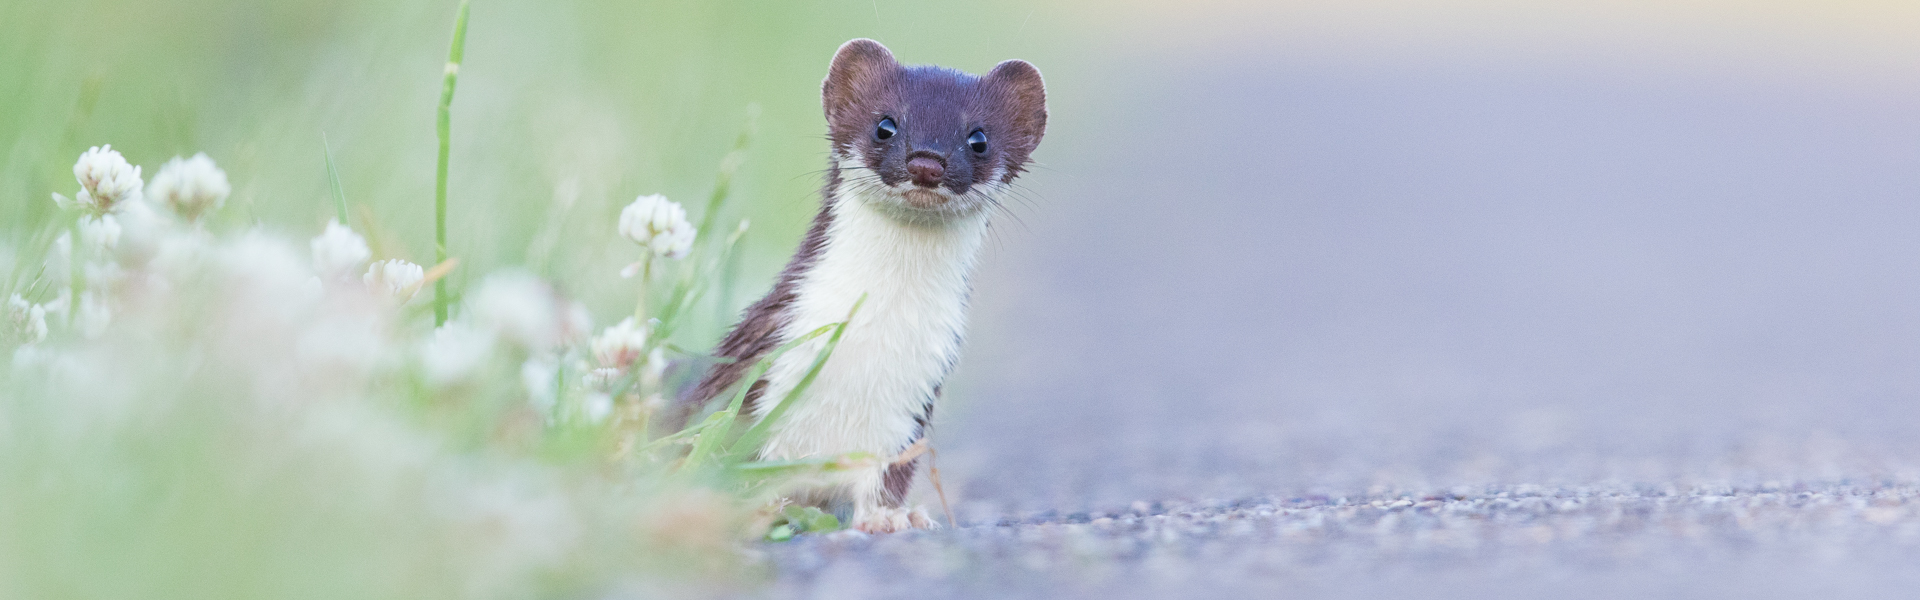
top-left (907, 505), bottom-right (937, 529)
top-left (849, 455), bottom-right (940, 533)
top-left (851, 504), bottom-right (940, 533)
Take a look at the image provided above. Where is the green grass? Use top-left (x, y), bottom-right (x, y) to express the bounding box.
top-left (0, 0), bottom-right (1085, 596)
top-left (433, 0), bottom-right (470, 326)
top-left (0, 5), bottom-right (868, 598)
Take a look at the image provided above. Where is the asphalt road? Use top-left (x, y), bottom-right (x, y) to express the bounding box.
top-left (764, 482), bottom-right (1920, 599)
top-left (761, 58), bottom-right (1920, 598)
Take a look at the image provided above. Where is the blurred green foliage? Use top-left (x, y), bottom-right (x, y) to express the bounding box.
top-left (0, 0), bottom-right (1076, 345)
top-left (0, 2), bottom-right (1088, 595)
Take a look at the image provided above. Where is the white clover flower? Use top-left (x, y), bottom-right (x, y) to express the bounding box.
top-left (471, 272), bottom-right (557, 348)
top-left (76, 291), bottom-right (111, 339)
top-left (77, 213), bottom-right (121, 253)
top-left (521, 354), bottom-right (560, 415)
top-left (112, 200), bottom-right (171, 266)
top-left (219, 232), bottom-right (326, 321)
top-left (6, 294), bottom-right (48, 344)
top-left (83, 260), bottom-right (125, 291)
top-left (310, 219), bottom-right (371, 280)
top-left (11, 344), bottom-right (50, 370)
top-left (70, 145), bottom-right (143, 214)
top-left (642, 346), bottom-right (667, 389)
top-left (363, 259), bottom-right (426, 303)
top-left (469, 271), bottom-right (589, 350)
top-left (47, 234), bottom-right (73, 288)
top-left (40, 288), bottom-right (69, 320)
top-left (147, 153), bottom-right (231, 221)
top-left (590, 317), bottom-right (649, 370)
top-left (295, 307), bottom-right (394, 381)
top-left (150, 228), bottom-right (212, 278)
top-left (558, 301), bottom-right (592, 348)
top-left (581, 392), bottom-right (613, 424)
top-left (617, 194), bottom-right (696, 273)
top-left (582, 367), bottom-right (621, 390)
top-left (421, 321), bottom-right (494, 386)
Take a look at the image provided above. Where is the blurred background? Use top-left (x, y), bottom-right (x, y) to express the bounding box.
top-left (948, 0), bottom-right (1920, 511)
top-left (7, 0), bottom-right (1920, 564)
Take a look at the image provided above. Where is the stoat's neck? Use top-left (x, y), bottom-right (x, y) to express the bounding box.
top-left (816, 189), bottom-right (991, 304)
top-left (752, 184), bottom-right (990, 459)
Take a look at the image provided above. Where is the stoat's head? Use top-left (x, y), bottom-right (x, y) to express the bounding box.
top-left (822, 39), bottom-right (1048, 223)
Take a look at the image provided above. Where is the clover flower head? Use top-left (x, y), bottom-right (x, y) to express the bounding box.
top-left (520, 354), bottom-right (560, 414)
top-left (219, 232), bottom-right (326, 318)
top-left (6, 294), bottom-right (48, 344)
top-left (590, 317), bottom-right (649, 370)
top-left (581, 392), bottom-right (613, 424)
top-left (76, 291), bottom-right (111, 339)
top-left (421, 321), bottom-right (494, 386)
top-left (617, 194), bottom-right (696, 269)
top-left (363, 259), bottom-right (426, 303)
top-left (642, 346), bottom-right (667, 389)
top-left (78, 214), bottom-right (122, 253)
top-left (470, 271), bottom-right (590, 350)
top-left (71, 145), bottom-right (143, 214)
top-left (310, 219), bottom-right (371, 279)
top-left (147, 153), bottom-right (231, 221)
top-left (112, 199), bottom-right (172, 266)
top-left (582, 367), bottom-right (620, 390)
top-left (558, 302), bottom-right (592, 348)
top-left (84, 260), bottom-right (125, 291)
top-left (150, 228), bottom-right (213, 279)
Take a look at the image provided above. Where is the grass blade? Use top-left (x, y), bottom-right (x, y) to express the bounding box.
top-left (695, 104), bottom-right (758, 240)
top-left (729, 453), bottom-right (874, 474)
top-left (651, 223), bottom-right (747, 347)
top-left (724, 294), bottom-right (865, 463)
top-left (323, 133), bottom-right (348, 225)
top-left (433, 0), bottom-right (471, 326)
top-left (680, 322), bottom-right (838, 469)
top-left (679, 402), bottom-right (750, 469)
top-left (715, 219), bottom-right (749, 338)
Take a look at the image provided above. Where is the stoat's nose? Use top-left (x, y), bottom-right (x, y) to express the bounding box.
top-left (906, 156), bottom-right (945, 188)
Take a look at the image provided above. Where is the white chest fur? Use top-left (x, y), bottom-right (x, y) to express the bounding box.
top-left (751, 189), bottom-right (989, 462)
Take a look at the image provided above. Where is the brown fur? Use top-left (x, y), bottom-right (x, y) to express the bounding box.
top-left (824, 40), bottom-right (1047, 195)
top-left (667, 172), bottom-right (838, 431)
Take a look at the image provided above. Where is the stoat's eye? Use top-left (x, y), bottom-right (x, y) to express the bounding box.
top-left (875, 117), bottom-right (897, 140)
top-left (967, 129), bottom-right (988, 153)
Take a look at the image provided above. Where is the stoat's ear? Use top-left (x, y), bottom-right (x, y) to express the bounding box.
top-left (985, 59), bottom-right (1048, 154)
top-left (823, 39), bottom-right (898, 121)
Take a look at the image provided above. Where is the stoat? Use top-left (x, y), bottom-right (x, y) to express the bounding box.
top-left (684, 39), bottom-right (1047, 533)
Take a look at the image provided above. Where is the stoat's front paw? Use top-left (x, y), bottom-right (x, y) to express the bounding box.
top-left (852, 505), bottom-right (939, 533)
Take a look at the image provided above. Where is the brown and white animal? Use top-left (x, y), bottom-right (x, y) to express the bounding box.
top-left (683, 39), bottom-right (1047, 533)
